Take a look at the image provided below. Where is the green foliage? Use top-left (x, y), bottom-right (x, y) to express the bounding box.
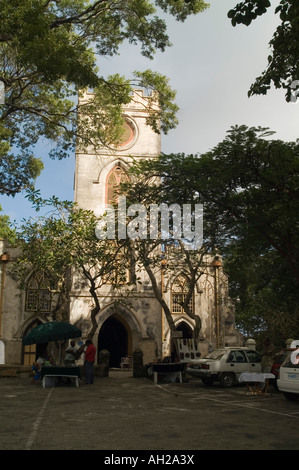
top-left (133, 70), bottom-right (179, 134)
top-left (228, 0), bottom-right (271, 26)
top-left (156, 0), bottom-right (209, 21)
top-left (0, 0), bottom-right (208, 196)
top-left (122, 154), bottom-right (213, 340)
top-left (224, 245), bottom-right (299, 345)
top-left (14, 193), bottom-right (130, 334)
top-left (0, 204), bottom-right (15, 241)
top-left (127, 125), bottom-right (299, 339)
top-left (16, 194), bottom-right (121, 284)
top-left (198, 125), bottom-right (299, 262)
top-left (228, 1), bottom-right (299, 101)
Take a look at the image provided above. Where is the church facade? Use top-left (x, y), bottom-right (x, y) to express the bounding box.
top-left (0, 90), bottom-right (242, 367)
top-left (69, 89), bottom-right (242, 365)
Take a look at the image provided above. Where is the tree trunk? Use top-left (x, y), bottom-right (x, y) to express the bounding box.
top-left (143, 262), bottom-right (176, 335)
top-left (87, 282), bottom-right (100, 340)
top-left (52, 273), bottom-right (70, 322)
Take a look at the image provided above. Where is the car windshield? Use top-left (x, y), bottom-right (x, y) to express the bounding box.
top-left (203, 350), bottom-right (226, 360)
top-left (281, 351), bottom-right (299, 369)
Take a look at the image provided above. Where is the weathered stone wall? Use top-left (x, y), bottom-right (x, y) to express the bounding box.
top-left (0, 90), bottom-right (242, 367)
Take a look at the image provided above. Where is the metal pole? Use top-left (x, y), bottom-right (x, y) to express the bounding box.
top-left (0, 253), bottom-right (10, 338)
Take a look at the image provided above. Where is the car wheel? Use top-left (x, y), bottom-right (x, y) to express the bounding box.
top-left (283, 392), bottom-right (299, 401)
top-left (202, 377), bottom-right (214, 386)
top-left (220, 373), bottom-right (235, 388)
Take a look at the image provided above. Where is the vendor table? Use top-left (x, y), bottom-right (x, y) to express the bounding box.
top-left (152, 363), bottom-right (184, 384)
top-left (239, 372), bottom-right (275, 396)
top-left (41, 366), bottom-right (81, 388)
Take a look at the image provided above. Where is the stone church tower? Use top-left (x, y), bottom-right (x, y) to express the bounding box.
top-left (0, 89), bottom-right (241, 368)
top-left (74, 89), bottom-right (160, 215)
top-left (71, 89), bottom-right (242, 366)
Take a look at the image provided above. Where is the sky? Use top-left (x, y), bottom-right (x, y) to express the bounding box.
top-left (1, 0), bottom-right (298, 225)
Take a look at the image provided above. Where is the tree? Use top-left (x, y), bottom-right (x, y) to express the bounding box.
top-left (124, 126), bottom-right (299, 343)
top-left (0, 204), bottom-right (16, 240)
top-left (128, 237), bottom-right (209, 343)
top-left (223, 244), bottom-right (299, 346)
top-left (198, 125), bottom-right (299, 286)
top-left (228, 0), bottom-right (299, 101)
top-left (0, 0), bottom-right (208, 196)
top-left (13, 195), bottom-right (130, 339)
top-left (120, 160), bottom-right (216, 344)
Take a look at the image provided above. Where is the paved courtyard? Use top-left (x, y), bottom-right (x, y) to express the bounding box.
top-left (0, 370), bottom-right (298, 453)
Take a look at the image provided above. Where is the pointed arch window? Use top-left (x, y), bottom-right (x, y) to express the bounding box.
top-left (171, 274), bottom-right (194, 315)
top-left (106, 164), bottom-right (130, 205)
top-left (25, 272), bottom-right (52, 313)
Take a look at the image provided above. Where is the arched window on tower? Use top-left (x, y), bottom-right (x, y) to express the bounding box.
top-left (105, 165), bottom-right (133, 282)
top-left (171, 274), bottom-right (194, 315)
top-left (106, 164), bottom-right (129, 205)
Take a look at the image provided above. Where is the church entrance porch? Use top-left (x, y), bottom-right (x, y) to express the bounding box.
top-left (98, 315), bottom-right (131, 368)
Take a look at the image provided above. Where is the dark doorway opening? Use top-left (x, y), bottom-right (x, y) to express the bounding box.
top-left (176, 321), bottom-right (193, 338)
top-left (171, 322), bottom-right (194, 361)
top-left (98, 316), bottom-right (128, 368)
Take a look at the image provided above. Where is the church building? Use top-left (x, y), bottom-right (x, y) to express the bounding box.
top-left (70, 89), bottom-right (241, 365)
top-left (0, 89), bottom-right (241, 367)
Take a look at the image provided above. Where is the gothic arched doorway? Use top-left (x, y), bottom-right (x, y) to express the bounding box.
top-left (176, 321), bottom-right (193, 339)
top-left (98, 315), bottom-right (130, 368)
top-left (170, 322), bottom-right (194, 361)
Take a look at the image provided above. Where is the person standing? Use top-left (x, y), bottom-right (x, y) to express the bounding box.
top-left (64, 340), bottom-right (77, 366)
top-left (84, 340), bottom-right (96, 384)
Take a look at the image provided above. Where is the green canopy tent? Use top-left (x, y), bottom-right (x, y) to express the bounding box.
top-left (23, 321), bottom-right (82, 364)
